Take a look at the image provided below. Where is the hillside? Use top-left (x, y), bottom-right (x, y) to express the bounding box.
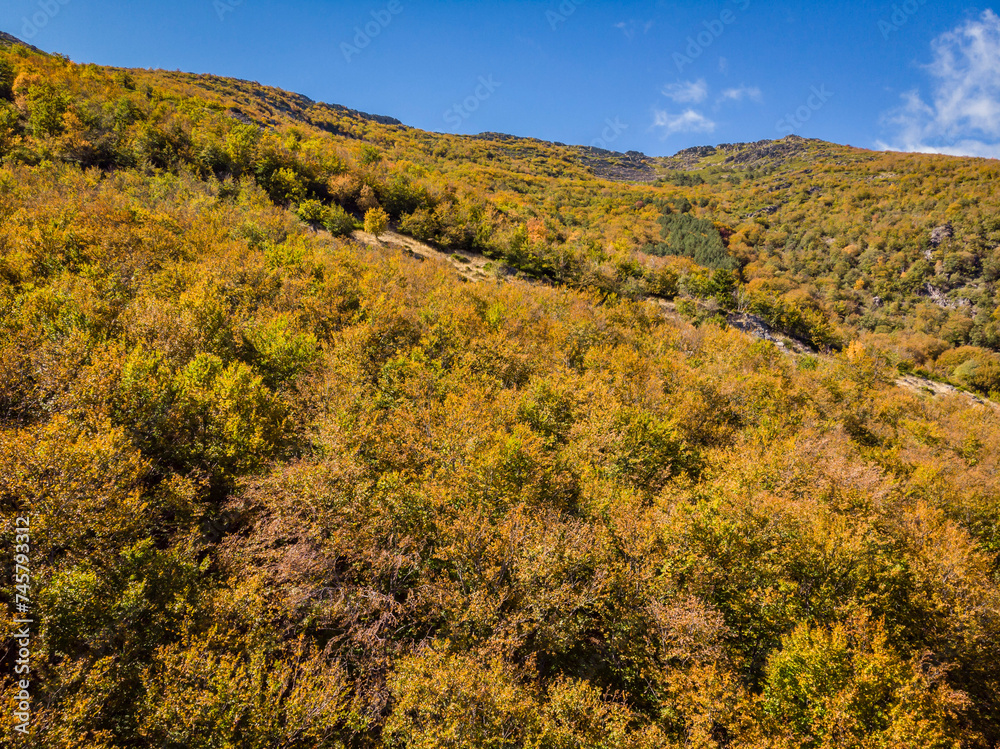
top-left (2, 34), bottom-right (1000, 749)
top-left (3, 34), bottom-right (999, 377)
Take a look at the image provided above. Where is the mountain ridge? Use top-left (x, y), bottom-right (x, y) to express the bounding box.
top-left (0, 30), bottom-right (43, 53)
top-left (0, 27), bottom-right (903, 166)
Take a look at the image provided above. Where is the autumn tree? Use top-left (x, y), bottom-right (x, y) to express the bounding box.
top-left (364, 205), bottom-right (389, 238)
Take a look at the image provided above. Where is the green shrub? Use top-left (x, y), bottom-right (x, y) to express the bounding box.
top-left (676, 298), bottom-right (698, 320)
top-left (399, 207), bottom-right (440, 243)
top-left (26, 82), bottom-right (69, 137)
top-left (245, 314), bottom-right (321, 387)
top-left (223, 122), bottom-right (259, 175)
top-left (0, 58), bottom-right (14, 100)
top-left (0, 102), bottom-right (19, 154)
top-left (296, 198), bottom-right (327, 225)
top-left (167, 354), bottom-right (287, 483)
top-left (379, 174), bottom-right (430, 218)
top-left (364, 206), bottom-right (389, 238)
top-left (322, 202), bottom-right (358, 236)
top-left (267, 166), bottom-right (307, 205)
top-left (296, 199), bottom-right (357, 235)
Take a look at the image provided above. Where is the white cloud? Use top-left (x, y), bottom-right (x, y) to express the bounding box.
top-left (720, 84), bottom-right (763, 103)
top-left (615, 19), bottom-right (654, 40)
top-left (880, 10), bottom-right (1000, 158)
top-left (662, 79), bottom-right (708, 104)
top-left (654, 79), bottom-right (759, 137)
top-left (875, 137), bottom-right (1000, 159)
top-left (652, 108), bottom-right (717, 136)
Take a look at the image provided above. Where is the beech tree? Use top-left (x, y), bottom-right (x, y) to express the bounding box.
top-left (364, 205), bottom-right (389, 239)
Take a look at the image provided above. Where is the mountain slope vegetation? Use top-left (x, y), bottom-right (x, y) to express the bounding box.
top-left (2, 36), bottom-right (1000, 749)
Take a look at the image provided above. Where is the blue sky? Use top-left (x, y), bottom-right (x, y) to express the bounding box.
top-left (3, 0), bottom-right (998, 158)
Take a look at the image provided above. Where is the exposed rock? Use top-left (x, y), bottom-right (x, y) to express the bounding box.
top-left (674, 145), bottom-right (717, 158)
top-left (727, 312), bottom-right (813, 353)
top-left (659, 137), bottom-right (818, 174)
top-left (728, 312), bottom-right (781, 343)
top-left (226, 108), bottom-right (254, 126)
top-left (579, 148), bottom-right (655, 182)
top-left (689, 136), bottom-right (813, 170)
top-left (0, 31), bottom-right (43, 53)
top-left (325, 104), bottom-right (401, 126)
top-left (924, 283), bottom-right (971, 310)
top-left (746, 204), bottom-right (782, 218)
top-left (929, 223), bottom-right (954, 246)
top-left (473, 132), bottom-right (522, 142)
top-left (896, 374), bottom-right (998, 410)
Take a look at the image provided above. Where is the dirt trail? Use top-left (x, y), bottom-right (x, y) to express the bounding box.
top-left (346, 228), bottom-right (999, 412)
top-left (895, 374), bottom-right (999, 410)
top-left (350, 229), bottom-right (493, 283)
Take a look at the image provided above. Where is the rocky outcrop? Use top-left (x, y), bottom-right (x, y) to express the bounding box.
top-left (657, 136), bottom-right (820, 174)
top-left (719, 138), bottom-right (809, 167)
top-left (746, 204), bottom-right (781, 219)
top-left (0, 31), bottom-right (42, 53)
top-left (924, 283), bottom-right (971, 310)
top-left (674, 145), bottom-right (717, 158)
top-left (582, 154), bottom-right (655, 182)
top-left (320, 103), bottom-right (402, 126)
top-left (473, 132), bottom-right (523, 143)
top-left (929, 223), bottom-right (954, 246)
top-left (226, 108), bottom-right (255, 126)
top-left (579, 148), bottom-right (655, 182)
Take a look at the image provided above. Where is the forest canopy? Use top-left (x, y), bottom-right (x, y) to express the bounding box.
top-left (1, 37), bottom-right (1000, 749)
